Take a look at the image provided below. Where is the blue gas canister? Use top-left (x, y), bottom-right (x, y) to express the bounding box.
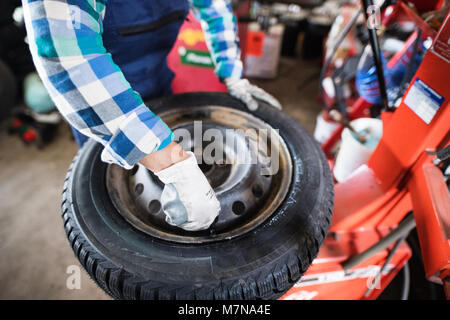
top-left (355, 45), bottom-right (390, 105)
top-left (356, 39), bottom-right (426, 106)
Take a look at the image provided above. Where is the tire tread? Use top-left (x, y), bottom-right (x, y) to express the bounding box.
top-left (61, 95), bottom-right (334, 300)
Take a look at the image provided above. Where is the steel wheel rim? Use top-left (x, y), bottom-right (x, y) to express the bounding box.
top-left (106, 106), bottom-right (293, 243)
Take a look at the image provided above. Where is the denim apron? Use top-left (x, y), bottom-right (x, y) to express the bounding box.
top-left (72, 0), bottom-right (190, 146)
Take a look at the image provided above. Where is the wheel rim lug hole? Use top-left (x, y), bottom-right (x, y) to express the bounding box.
top-left (148, 200), bottom-right (161, 214)
top-left (135, 183), bottom-right (144, 196)
top-left (252, 184), bottom-right (263, 198)
top-left (232, 201), bottom-right (246, 215)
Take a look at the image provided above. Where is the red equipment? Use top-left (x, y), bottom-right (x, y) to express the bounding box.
top-left (281, 3), bottom-right (449, 300)
top-left (168, 1), bottom-right (449, 299)
top-left (167, 12), bottom-right (227, 94)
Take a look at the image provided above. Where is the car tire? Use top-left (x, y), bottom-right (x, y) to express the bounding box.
top-left (61, 92), bottom-right (334, 300)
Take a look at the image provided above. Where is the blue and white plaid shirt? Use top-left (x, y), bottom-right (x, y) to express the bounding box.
top-left (22, 0), bottom-right (243, 169)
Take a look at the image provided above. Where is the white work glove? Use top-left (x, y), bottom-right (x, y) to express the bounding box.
top-left (154, 151), bottom-right (220, 231)
top-left (225, 78), bottom-right (282, 111)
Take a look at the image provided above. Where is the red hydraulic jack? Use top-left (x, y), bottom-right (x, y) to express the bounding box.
top-left (280, 3), bottom-right (449, 300)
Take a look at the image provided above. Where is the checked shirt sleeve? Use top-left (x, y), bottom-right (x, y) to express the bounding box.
top-left (190, 0), bottom-right (243, 80)
top-left (22, 0), bottom-right (174, 169)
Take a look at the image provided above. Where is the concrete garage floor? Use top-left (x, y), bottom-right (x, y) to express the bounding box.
top-left (0, 57), bottom-right (322, 299)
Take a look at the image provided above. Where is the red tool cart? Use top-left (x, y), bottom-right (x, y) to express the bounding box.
top-left (168, 0), bottom-right (449, 299)
top-left (282, 1), bottom-right (449, 300)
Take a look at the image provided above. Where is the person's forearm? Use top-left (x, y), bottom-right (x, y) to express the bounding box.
top-left (191, 0), bottom-right (243, 79)
top-left (23, 0), bottom-right (174, 169)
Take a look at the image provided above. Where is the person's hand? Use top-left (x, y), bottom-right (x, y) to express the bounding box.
top-left (140, 141), bottom-right (189, 172)
top-left (140, 142), bottom-right (220, 231)
top-left (225, 78), bottom-right (282, 111)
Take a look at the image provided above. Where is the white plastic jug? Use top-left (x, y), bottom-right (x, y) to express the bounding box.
top-left (314, 112), bottom-right (339, 144)
top-left (333, 118), bottom-right (382, 182)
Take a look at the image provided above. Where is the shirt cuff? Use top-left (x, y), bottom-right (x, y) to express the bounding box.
top-left (100, 105), bottom-right (174, 169)
top-left (216, 59), bottom-right (243, 81)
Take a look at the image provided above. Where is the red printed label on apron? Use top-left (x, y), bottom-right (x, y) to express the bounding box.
top-left (246, 31), bottom-right (265, 57)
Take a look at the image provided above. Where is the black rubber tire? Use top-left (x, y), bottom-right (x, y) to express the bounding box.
top-left (62, 92), bottom-right (334, 300)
